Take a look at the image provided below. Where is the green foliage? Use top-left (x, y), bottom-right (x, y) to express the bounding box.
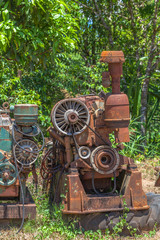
top-left (24, 192), bottom-right (82, 239)
top-left (84, 229), bottom-right (104, 240)
top-left (119, 116), bottom-right (160, 159)
top-left (111, 199), bottom-right (137, 237)
top-left (0, 0), bottom-right (79, 69)
top-left (0, 0), bottom-right (159, 157)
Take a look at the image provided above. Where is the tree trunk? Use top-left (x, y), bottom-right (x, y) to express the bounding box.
top-left (140, 0), bottom-right (159, 139)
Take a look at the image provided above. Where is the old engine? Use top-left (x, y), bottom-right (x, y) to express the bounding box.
top-left (41, 51), bottom-right (150, 230)
top-left (0, 102), bottom-right (43, 227)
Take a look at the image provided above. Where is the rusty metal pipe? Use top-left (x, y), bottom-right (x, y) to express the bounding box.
top-left (47, 127), bottom-right (65, 146)
top-left (64, 136), bottom-right (71, 168)
top-left (100, 51), bottom-right (125, 94)
top-left (108, 63), bottom-right (122, 94)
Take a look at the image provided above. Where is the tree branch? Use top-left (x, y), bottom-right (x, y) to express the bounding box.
top-left (92, 0), bottom-right (114, 48)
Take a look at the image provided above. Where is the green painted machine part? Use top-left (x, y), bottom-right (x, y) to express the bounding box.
top-left (0, 102), bottom-right (43, 228)
top-left (14, 104), bottom-right (38, 126)
top-left (0, 162), bottom-right (17, 186)
top-left (0, 111), bottom-right (12, 162)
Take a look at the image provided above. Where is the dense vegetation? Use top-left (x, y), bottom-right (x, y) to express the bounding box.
top-left (0, 0), bottom-right (160, 156)
top-left (0, 1), bottom-right (160, 239)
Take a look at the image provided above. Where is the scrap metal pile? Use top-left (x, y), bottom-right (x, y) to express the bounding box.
top-left (40, 51), bottom-right (160, 231)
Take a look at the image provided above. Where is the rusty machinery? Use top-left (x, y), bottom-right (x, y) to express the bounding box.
top-left (41, 51), bottom-right (160, 232)
top-left (0, 102), bottom-right (43, 231)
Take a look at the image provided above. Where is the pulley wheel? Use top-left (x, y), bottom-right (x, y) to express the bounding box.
top-left (90, 145), bottom-right (120, 174)
top-left (78, 146), bottom-right (91, 160)
top-left (51, 99), bottom-right (90, 135)
top-left (0, 162), bottom-right (17, 186)
top-left (14, 139), bottom-right (39, 166)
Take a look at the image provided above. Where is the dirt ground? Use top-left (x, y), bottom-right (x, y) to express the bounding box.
top-left (0, 160), bottom-right (160, 240)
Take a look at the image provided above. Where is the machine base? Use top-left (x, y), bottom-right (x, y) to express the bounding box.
top-left (0, 203), bottom-right (36, 219)
top-left (0, 187), bottom-right (36, 220)
top-left (63, 193), bottom-right (160, 233)
top-left (62, 169), bottom-right (149, 214)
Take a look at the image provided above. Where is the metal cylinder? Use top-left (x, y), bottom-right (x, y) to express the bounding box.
top-left (100, 51), bottom-right (125, 94)
top-left (108, 62), bottom-right (122, 94)
top-left (14, 104), bottom-right (38, 126)
top-left (48, 127), bottom-right (65, 146)
top-left (104, 93), bottom-right (130, 128)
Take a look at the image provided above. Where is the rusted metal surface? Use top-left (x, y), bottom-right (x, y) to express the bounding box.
top-left (0, 187), bottom-right (36, 219)
top-left (48, 126), bottom-right (65, 146)
top-left (154, 167), bottom-right (160, 186)
top-left (0, 203), bottom-right (36, 219)
top-left (100, 51), bottom-right (125, 94)
top-left (42, 50), bottom-right (149, 220)
top-left (155, 175), bottom-right (160, 187)
top-left (62, 167), bottom-right (148, 214)
top-left (102, 72), bottom-right (110, 88)
top-left (0, 179), bottom-right (19, 197)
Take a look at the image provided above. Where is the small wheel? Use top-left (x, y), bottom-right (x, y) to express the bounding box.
top-left (0, 162), bottom-right (17, 186)
top-left (78, 146), bottom-right (91, 160)
top-left (14, 139), bottom-right (39, 166)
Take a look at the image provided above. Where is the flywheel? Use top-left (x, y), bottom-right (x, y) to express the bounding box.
top-left (51, 99), bottom-right (90, 135)
top-left (14, 139), bottom-right (39, 166)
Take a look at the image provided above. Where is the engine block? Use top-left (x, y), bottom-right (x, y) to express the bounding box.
top-left (41, 51), bottom-right (149, 221)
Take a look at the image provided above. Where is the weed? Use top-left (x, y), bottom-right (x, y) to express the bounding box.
top-left (143, 223), bottom-right (157, 238)
top-left (110, 198), bottom-right (137, 238)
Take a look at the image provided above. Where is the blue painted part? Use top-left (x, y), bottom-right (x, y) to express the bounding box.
top-left (0, 152), bottom-right (4, 160)
top-left (0, 162), bottom-right (17, 186)
top-left (0, 128), bottom-right (12, 160)
top-left (0, 127), bottom-right (10, 139)
top-left (0, 140), bottom-right (12, 152)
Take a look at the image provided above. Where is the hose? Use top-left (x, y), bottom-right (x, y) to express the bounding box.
top-left (40, 147), bottom-right (62, 180)
top-left (12, 144), bottom-right (25, 234)
top-left (13, 123), bottom-right (41, 137)
top-left (11, 123), bottom-right (44, 232)
top-left (92, 171), bottom-right (117, 196)
top-left (79, 118), bottom-right (110, 146)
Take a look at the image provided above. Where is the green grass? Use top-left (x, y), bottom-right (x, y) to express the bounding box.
top-left (25, 186), bottom-right (157, 240)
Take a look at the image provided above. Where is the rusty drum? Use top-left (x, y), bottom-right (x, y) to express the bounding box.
top-left (104, 93), bottom-right (130, 128)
